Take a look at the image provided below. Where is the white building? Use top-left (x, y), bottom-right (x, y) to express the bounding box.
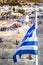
top-left (24, 14), bottom-right (29, 22)
top-left (0, 5), bottom-right (11, 13)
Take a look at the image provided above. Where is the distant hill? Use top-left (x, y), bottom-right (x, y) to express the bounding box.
top-left (18, 0), bottom-right (43, 3)
top-left (0, 0), bottom-right (43, 4)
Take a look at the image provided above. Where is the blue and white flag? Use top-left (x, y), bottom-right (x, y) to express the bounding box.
top-left (13, 12), bottom-right (38, 63)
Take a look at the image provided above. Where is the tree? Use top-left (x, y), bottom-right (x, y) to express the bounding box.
top-left (18, 9), bottom-right (25, 14)
top-left (13, 8), bottom-right (15, 12)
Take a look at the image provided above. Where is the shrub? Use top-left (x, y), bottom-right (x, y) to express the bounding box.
top-left (18, 9), bottom-right (25, 14)
top-left (13, 8), bottom-right (15, 12)
top-left (34, 3), bottom-right (41, 6)
top-left (18, 3), bottom-right (22, 7)
top-left (28, 4), bottom-right (31, 6)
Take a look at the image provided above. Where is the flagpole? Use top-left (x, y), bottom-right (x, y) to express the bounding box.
top-left (35, 55), bottom-right (38, 65)
top-left (34, 7), bottom-right (38, 65)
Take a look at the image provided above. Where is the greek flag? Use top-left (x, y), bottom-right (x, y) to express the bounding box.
top-left (13, 12), bottom-right (38, 63)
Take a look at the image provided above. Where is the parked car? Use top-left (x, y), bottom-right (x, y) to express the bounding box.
top-left (0, 38), bottom-right (3, 42)
top-left (38, 21), bottom-right (42, 25)
top-left (12, 23), bottom-right (22, 29)
top-left (0, 27), bottom-right (7, 31)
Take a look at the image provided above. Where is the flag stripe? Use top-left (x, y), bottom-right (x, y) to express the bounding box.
top-left (13, 50), bottom-right (38, 62)
top-left (22, 24), bottom-right (35, 41)
top-left (16, 50), bottom-right (38, 55)
top-left (27, 24), bottom-right (35, 33)
top-left (18, 46), bottom-right (38, 51)
top-left (20, 41), bottom-right (38, 46)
